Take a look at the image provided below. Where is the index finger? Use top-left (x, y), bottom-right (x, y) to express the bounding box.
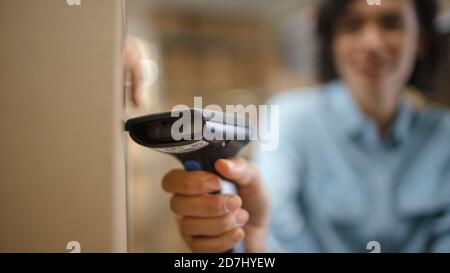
top-left (162, 169), bottom-right (222, 195)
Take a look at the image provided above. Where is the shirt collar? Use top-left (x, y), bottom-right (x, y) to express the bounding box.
top-left (325, 80), bottom-right (415, 146)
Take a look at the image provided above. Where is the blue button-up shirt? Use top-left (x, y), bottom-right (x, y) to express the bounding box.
top-left (253, 80), bottom-right (450, 252)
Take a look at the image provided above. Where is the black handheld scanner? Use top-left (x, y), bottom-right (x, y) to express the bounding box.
top-left (125, 109), bottom-right (251, 253)
top-left (125, 108), bottom-right (251, 175)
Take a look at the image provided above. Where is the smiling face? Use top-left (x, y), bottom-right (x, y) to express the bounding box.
top-left (333, 0), bottom-right (421, 104)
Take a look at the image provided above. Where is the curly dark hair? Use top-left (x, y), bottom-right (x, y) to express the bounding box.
top-left (316, 0), bottom-right (446, 93)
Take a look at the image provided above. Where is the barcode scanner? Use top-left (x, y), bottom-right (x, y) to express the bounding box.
top-left (124, 108), bottom-right (252, 253)
top-left (125, 108), bottom-right (251, 174)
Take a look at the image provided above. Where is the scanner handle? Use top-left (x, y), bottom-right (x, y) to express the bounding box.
top-left (183, 160), bottom-right (203, 172)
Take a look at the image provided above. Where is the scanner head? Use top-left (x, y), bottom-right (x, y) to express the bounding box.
top-left (125, 108), bottom-right (251, 150)
top-left (125, 108), bottom-right (252, 173)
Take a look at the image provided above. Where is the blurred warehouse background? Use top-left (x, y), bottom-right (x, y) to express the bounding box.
top-left (125, 0), bottom-right (450, 252)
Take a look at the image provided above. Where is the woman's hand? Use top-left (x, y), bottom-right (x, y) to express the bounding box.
top-left (162, 158), bottom-right (270, 253)
top-left (124, 37), bottom-right (143, 106)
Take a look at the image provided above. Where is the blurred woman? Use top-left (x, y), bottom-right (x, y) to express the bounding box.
top-left (161, 0), bottom-right (450, 252)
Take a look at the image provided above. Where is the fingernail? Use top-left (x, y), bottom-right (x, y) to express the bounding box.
top-left (236, 210), bottom-right (249, 226)
top-left (226, 196), bottom-right (241, 212)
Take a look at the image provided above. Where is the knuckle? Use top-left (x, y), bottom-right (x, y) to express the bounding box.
top-left (161, 179), bottom-right (169, 192)
top-left (161, 170), bottom-right (177, 191)
top-left (170, 195), bottom-right (181, 214)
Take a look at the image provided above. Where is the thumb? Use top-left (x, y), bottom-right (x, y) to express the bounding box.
top-left (214, 158), bottom-right (268, 222)
top-left (214, 158), bottom-right (260, 190)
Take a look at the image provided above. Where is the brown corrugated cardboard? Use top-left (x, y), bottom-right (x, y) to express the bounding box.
top-left (0, 0), bottom-right (127, 252)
